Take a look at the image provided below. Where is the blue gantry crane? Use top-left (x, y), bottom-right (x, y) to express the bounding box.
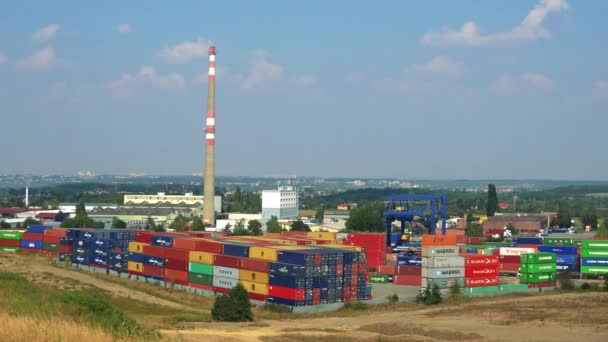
top-left (383, 194), bottom-right (448, 247)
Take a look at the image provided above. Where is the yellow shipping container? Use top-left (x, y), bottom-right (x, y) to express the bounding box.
top-left (324, 244), bottom-right (362, 252)
top-left (127, 261), bottom-right (143, 272)
top-left (240, 280), bottom-right (269, 295)
top-left (239, 270), bottom-right (269, 284)
top-left (189, 251), bottom-right (214, 264)
top-left (128, 242), bottom-right (148, 253)
top-left (306, 232), bottom-right (337, 240)
top-left (248, 247), bottom-right (278, 262)
top-left (272, 245), bottom-right (309, 251)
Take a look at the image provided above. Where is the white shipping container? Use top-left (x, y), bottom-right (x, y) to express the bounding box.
top-left (421, 246), bottom-right (459, 257)
top-left (422, 256), bottom-right (465, 268)
top-left (213, 266), bottom-right (240, 279)
top-left (499, 247), bottom-right (535, 256)
top-left (421, 267), bottom-right (465, 279)
top-left (212, 276), bottom-right (239, 289)
top-left (421, 277), bottom-right (465, 289)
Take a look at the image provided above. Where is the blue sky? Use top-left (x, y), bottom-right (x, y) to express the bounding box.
top-left (0, 0), bottom-right (606, 179)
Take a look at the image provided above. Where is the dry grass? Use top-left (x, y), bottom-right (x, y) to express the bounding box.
top-left (357, 323), bottom-right (483, 340)
top-left (0, 313), bottom-right (117, 342)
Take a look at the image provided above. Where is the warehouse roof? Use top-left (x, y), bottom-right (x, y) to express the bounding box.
top-left (90, 206), bottom-right (193, 216)
top-left (487, 214), bottom-right (545, 222)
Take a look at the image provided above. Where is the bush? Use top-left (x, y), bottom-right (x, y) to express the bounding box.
top-left (260, 303), bottom-right (292, 313)
top-left (211, 284), bottom-right (253, 322)
top-left (387, 294), bottom-right (399, 303)
top-left (604, 278), bottom-right (608, 292)
top-left (449, 282), bottom-right (462, 297)
top-left (580, 282), bottom-right (591, 291)
top-left (342, 301), bottom-right (367, 311)
top-left (416, 285), bottom-right (442, 305)
top-left (430, 283), bottom-right (443, 304)
top-left (557, 272), bottom-right (575, 290)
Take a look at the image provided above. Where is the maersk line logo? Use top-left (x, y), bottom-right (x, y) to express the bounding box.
top-left (436, 269), bottom-right (462, 276)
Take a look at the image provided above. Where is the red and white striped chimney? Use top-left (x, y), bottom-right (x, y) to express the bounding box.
top-left (202, 45), bottom-right (216, 226)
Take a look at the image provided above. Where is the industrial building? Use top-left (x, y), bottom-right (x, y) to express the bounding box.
top-left (124, 192), bottom-right (221, 211)
top-left (483, 214), bottom-right (550, 236)
top-left (261, 186), bottom-right (299, 221)
top-left (89, 205), bottom-right (197, 228)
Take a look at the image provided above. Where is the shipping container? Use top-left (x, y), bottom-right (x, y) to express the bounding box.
top-left (213, 266), bottom-right (240, 279)
top-left (239, 270), bottom-right (269, 284)
top-left (165, 269), bottom-right (188, 284)
top-left (268, 285), bottom-right (305, 300)
top-left (520, 252), bottom-right (556, 264)
top-left (26, 225), bottom-right (52, 234)
top-left (0, 239), bottom-right (20, 247)
top-left (248, 246), bottom-right (279, 261)
top-left (581, 240), bottom-right (608, 250)
top-left (422, 256), bottom-right (464, 268)
top-left (422, 277), bottom-right (464, 289)
top-left (464, 277), bottom-right (499, 287)
top-left (526, 281), bottom-right (556, 288)
top-left (241, 258), bottom-right (270, 273)
top-left (519, 263), bottom-right (557, 274)
top-left (462, 254), bottom-right (499, 266)
top-left (520, 272), bottom-right (557, 283)
top-left (0, 231), bottom-right (23, 240)
top-left (538, 246), bottom-right (577, 255)
top-left (581, 258), bottom-right (608, 266)
top-left (164, 248), bottom-right (189, 261)
top-left (465, 265), bottom-right (499, 277)
top-left (189, 262), bottom-right (214, 275)
top-left (581, 250), bottom-right (608, 258)
top-left (499, 247), bottom-right (536, 256)
top-left (240, 280), bottom-right (269, 295)
top-left (128, 261), bottom-right (143, 273)
top-left (188, 251), bottom-right (214, 264)
top-left (150, 235), bottom-right (173, 247)
top-left (368, 274), bottom-right (390, 283)
top-left (396, 265), bottom-right (422, 276)
top-left (556, 264), bottom-right (579, 272)
top-left (392, 275), bottom-right (421, 286)
top-left (188, 272), bottom-right (213, 285)
top-left (222, 244), bottom-right (250, 258)
top-left (20, 240), bottom-right (43, 249)
top-left (556, 255), bottom-right (578, 264)
top-left (213, 255), bottom-right (241, 269)
top-left (165, 258), bottom-right (188, 271)
top-left (421, 267), bottom-right (465, 279)
top-left (542, 237), bottom-right (575, 246)
top-left (269, 262), bottom-right (309, 278)
top-left (581, 266), bottom-right (608, 274)
top-left (213, 276), bottom-right (239, 289)
top-left (421, 246), bottom-right (459, 257)
top-left (516, 237), bottom-right (543, 245)
top-left (143, 265), bottom-right (164, 278)
top-left (421, 235), bottom-right (457, 247)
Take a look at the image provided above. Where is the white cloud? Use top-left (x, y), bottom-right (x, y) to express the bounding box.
top-left (117, 24), bottom-right (132, 34)
top-left (238, 50), bottom-right (284, 90)
top-left (16, 47), bottom-right (55, 70)
top-left (33, 24), bottom-right (60, 42)
top-left (421, 0), bottom-right (569, 46)
top-left (411, 56), bottom-right (464, 78)
top-left (522, 72), bottom-right (555, 88)
top-left (291, 75), bottom-right (316, 88)
top-left (157, 37), bottom-right (211, 64)
top-left (593, 80), bottom-right (608, 98)
top-left (110, 66), bottom-right (185, 97)
top-left (0, 53), bottom-right (7, 65)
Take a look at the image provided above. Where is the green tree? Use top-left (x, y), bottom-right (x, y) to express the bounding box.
top-left (291, 220), bottom-right (310, 232)
top-left (315, 208), bottom-right (324, 223)
top-left (233, 219), bottom-right (249, 236)
top-left (50, 198), bottom-right (61, 210)
top-left (60, 201), bottom-right (104, 228)
top-left (486, 184), bottom-right (498, 217)
top-left (266, 216), bottom-right (282, 233)
top-left (145, 216), bottom-right (156, 230)
top-left (222, 222), bottom-right (232, 233)
top-left (505, 223), bottom-right (518, 235)
top-left (22, 217), bottom-right (41, 227)
top-left (211, 284), bottom-right (253, 322)
top-left (111, 217), bottom-right (127, 229)
top-left (345, 204), bottom-right (383, 232)
top-left (247, 220), bottom-right (263, 236)
top-left (465, 223), bottom-right (483, 237)
top-left (191, 216), bottom-right (205, 231)
top-left (555, 208), bottom-right (572, 228)
top-left (581, 209), bottom-right (598, 230)
top-left (75, 201), bottom-right (87, 217)
top-left (596, 218), bottom-right (608, 238)
top-left (169, 214), bottom-right (188, 231)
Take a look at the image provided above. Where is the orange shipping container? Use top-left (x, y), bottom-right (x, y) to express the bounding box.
top-left (239, 270), bottom-right (269, 284)
top-left (189, 251), bottom-right (215, 264)
top-left (240, 280), bottom-right (269, 295)
top-left (421, 235), bottom-right (457, 247)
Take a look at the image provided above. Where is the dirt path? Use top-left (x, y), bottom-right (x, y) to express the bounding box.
top-left (162, 292), bottom-right (608, 342)
top-left (0, 254), bottom-right (190, 310)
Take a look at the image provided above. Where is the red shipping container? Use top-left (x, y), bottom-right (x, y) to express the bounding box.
top-left (377, 265), bottom-right (396, 274)
top-left (43, 236), bottom-right (61, 244)
top-left (43, 229), bottom-right (67, 238)
top-left (172, 238), bottom-right (197, 250)
top-left (60, 245), bottom-right (73, 253)
top-left (313, 299), bottom-right (320, 305)
top-left (421, 235), bottom-right (457, 247)
top-left (22, 232), bottom-right (43, 241)
top-left (241, 258), bottom-right (269, 273)
top-left (464, 277), bottom-right (499, 287)
top-left (213, 286), bottom-right (230, 295)
top-left (143, 245), bottom-right (166, 258)
top-left (164, 248), bottom-right (189, 261)
top-left (213, 255), bottom-right (241, 268)
top-left (0, 239), bottom-right (20, 247)
top-left (189, 283), bottom-right (213, 292)
top-left (195, 240), bottom-right (223, 254)
top-left (527, 281), bottom-right (556, 288)
top-left (143, 265), bottom-right (164, 277)
top-left (269, 285), bottom-right (305, 300)
top-left (164, 269), bottom-right (188, 283)
top-left (393, 275), bottom-right (421, 286)
top-left (165, 258), bottom-right (188, 271)
top-left (499, 263), bottom-right (520, 271)
top-left (21, 248), bottom-right (40, 253)
top-left (499, 255), bottom-right (521, 263)
top-left (248, 293), bottom-right (268, 302)
top-left (135, 231), bottom-right (153, 244)
top-left (467, 237), bottom-right (484, 244)
top-left (128, 270), bottom-right (143, 276)
top-left (465, 265), bottom-right (499, 277)
top-left (42, 250), bottom-right (59, 255)
top-left (462, 254), bottom-right (499, 266)
top-left (396, 265), bottom-right (422, 276)
top-left (89, 264), bottom-right (108, 270)
top-left (516, 244), bottom-right (539, 250)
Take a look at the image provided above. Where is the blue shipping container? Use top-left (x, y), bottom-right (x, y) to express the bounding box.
top-left (150, 235), bottom-right (173, 247)
top-left (267, 296), bottom-right (304, 307)
top-left (516, 237), bottom-right (543, 245)
top-left (277, 250), bottom-right (315, 266)
top-left (127, 252), bottom-right (147, 263)
top-left (222, 244), bottom-right (250, 258)
top-left (582, 258), bottom-right (608, 266)
top-left (27, 225), bottom-right (52, 234)
top-left (556, 264), bottom-right (579, 272)
top-left (20, 240), bottom-right (43, 249)
top-left (270, 262), bottom-right (311, 277)
top-left (269, 274), bottom-right (308, 288)
top-left (91, 239), bottom-right (114, 249)
top-left (556, 255), bottom-right (578, 264)
top-left (71, 254), bottom-right (91, 264)
top-left (538, 246), bottom-right (578, 255)
top-left (142, 256), bottom-right (165, 267)
top-left (91, 256), bottom-right (108, 266)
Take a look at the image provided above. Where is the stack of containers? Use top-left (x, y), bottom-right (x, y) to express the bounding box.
top-left (21, 225), bottom-right (51, 252)
top-left (581, 240), bottom-right (608, 275)
top-left (0, 231), bottom-right (22, 252)
top-left (538, 242), bottom-right (578, 273)
top-left (420, 235), bottom-right (463, 292)
top-left (461, 254), bottom-right (500, 290)
top-left (519, 252), bottom-right (557, 287)
top-left (497, 247), bottom-right (536, 273)
top-left (515, 237), bottom-right (543, 249)
top-left (68, 229), bottom-right (134, 273)
top-left (344, 233), bottom-right (385, 267)
top-left (42, 229), bottom-right (66, 255)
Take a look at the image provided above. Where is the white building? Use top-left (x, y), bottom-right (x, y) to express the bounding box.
top-left (123, 192), bottom-right (221, 212)
top-left (262, 186), bottom-right (298, 221)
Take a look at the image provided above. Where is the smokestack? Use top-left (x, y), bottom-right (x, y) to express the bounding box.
top-left (25, 185), bottom-right (29, 208)
top-left (202, 45), bottom-right (216, 226)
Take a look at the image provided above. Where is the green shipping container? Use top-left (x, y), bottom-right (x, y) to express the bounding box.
top-left (0, 231), bottom-right (23, 240)
top-left (543, 237), bottom-right (575, 246)
top-left (581, 240), bottom-right (608, 250)
top-left (581, 250), bottom-right (608, 258)
top-left (581, 266), bottom-right (608, 274)
top-left (499, 284), bottom-right (529, 291)
top-left (520, 263), bottom-right (556, 273)
top-left (0, 246), bottom-right (20, 252)
top-left (520, 272), bottom-right (556, 283)
top-left (189, 262), bottom-right (214, 275)
top-left (368, 274), bottom-right (390, 283)
top-left (188, 272), bottom-right (213, 285)
top-left (468, 286), bottom-right (499, 294)
top-left (43, 243), bottom-right (60, 251)
top-left (520, 252), bottom-right (556, 264)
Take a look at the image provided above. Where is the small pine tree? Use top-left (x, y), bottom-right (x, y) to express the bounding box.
top-left (430, 283), bottom-right (442, 304)
top-left (211, 284), bottom-right (253, 322)
top-left (449, 282), bottom-right (462, 297)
